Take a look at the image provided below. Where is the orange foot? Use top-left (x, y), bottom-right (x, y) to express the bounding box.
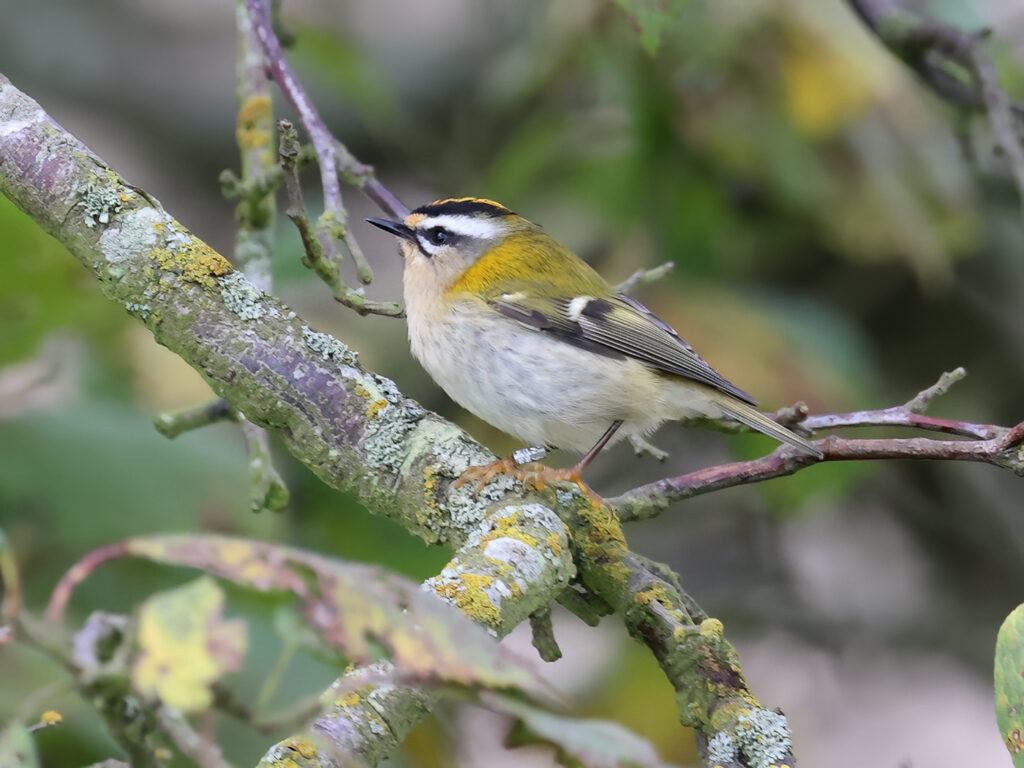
top-left (455, 457), bottom-right (604, 507)
top-left (454, 456), bottom-right (530, 491)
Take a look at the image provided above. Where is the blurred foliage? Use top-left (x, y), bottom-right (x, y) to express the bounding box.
top-left (2, 0), bottom-right (1024, 765)
top-left (499, 694), bottom-right (664, 767)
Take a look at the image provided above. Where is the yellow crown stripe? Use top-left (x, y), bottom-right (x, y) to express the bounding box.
top-left (428, 197), bottom-right (508, 210)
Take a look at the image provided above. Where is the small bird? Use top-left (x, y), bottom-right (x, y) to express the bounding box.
top-left (367, 198), bottom-right (821, 498)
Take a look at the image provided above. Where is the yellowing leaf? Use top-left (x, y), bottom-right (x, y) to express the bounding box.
top-left (57, 534), bottom-right (547, 700)
top-left (132, 576), bottom-right (246, 712)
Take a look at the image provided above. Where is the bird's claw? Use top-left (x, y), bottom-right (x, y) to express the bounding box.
top-left (455, 457), bottom-right (604, 507)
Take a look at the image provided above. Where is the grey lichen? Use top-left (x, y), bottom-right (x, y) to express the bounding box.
top-left (219, 271), bottom-right (266, 320)
top-left (361, 378), bottom-right (426, 475)
top-left (302, 325), bottom-right (358, 365)
top-left (77, 181), bottom-right (123, 228)
top-left (706, 731), bottom-right (738, 766)
top-left (124, 301), bottom-right (151, 320)
top-left (98, 206), bottom-right (169, 264)
top-left (735, 709), bottom-right (792, 768)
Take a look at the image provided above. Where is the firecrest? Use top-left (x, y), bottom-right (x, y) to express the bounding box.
top-left (367, 197), bottom-right (821, 496)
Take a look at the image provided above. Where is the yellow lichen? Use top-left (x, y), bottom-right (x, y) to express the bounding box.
top-left (546, 530), bottom-right (563, 556)
top-left (367, 398), bottom-right (388, 418)
top-left (633, 584), bottom-right (683, 622)
top-left (480, 514), bottom-right (537, 549)
top-left (422, 465), bottom-right (442, 517)
top-left (283, 737), bottom-right (318, 759)
top-left (40, 710), bottom-right (62, 726)
top-left (699, 618), bottom-right (724, 640)
top-left (153, 239), bottom-right (233, 288)
top-left (435, 572), bottom-right (501, 628)
top-left (237, 95), bottom-right (273, 151)
top-left (334, 692), bottom-right (361, 708)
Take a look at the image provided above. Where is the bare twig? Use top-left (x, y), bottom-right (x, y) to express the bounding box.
top-left (612, 422), bottom-right (1024, 522)
top-left (279, 121), bottom-right (403, 317)
top-left (845, 0), bottom-right (1024, 217)
top-left (616, 261), bottom-right (675, 294)
top-left (232, 4), bottom-right (291, 514)
top-left (628, 433), bottom-right (669, 461)
top-left (528, 607), bottom-right (561, 662)
top-left (244, 0), bottom-right (408, 312)
top-left (903, 366), bottom-right (967, 412)
top-left (697, 369), bottom-right (994, 440)
top-left (153, 400), bottom-right (237, 439)
top-left (246, 0), bottom-right (406, 219)
top-left (157, 708), bottom-right (233, 768)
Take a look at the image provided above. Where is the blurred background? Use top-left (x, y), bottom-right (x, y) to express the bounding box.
top-left (2, 0), bottom-right (1023, 765)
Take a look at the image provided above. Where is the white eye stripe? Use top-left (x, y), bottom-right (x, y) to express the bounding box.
top-left (417, 214), bottom-right (503, 240)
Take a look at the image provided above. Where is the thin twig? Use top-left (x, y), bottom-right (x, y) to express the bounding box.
top-left (528, 607), bottom-right (561, 662)
top-left (845, 0), bottom-right (1024, 218)
top-left (233, 8), bottom-right (291, 513)
top-left (244, 0), bottom-right (409, 308)
top-left (278, 121), bottom-right (403, 317)
top-left (158, 707), bottom-right (234, 768)
top-left (153, 400), bottom-right (237, 440)
top-left (241, 420), bottom-right (289, 512)
top-left (903, 366), bottom-right (967, 413)
top-left (616, 261), bottom-right (675, 294)
top-left (612, 423), bottom-right (1024, 522)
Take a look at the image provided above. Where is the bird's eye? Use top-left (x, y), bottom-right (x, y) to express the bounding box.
top-left (428, 227), bottom-right (449, 245)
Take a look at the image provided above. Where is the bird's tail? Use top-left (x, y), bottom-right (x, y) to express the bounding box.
top-left (715, 397), bottom-right (823, 458)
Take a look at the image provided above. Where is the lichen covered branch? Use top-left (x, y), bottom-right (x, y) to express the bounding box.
top-left (256, 505), bottom-right (574, 768)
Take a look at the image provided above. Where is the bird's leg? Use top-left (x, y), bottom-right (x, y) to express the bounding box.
top-left (454, 446), bottom-right (548, 491)
top-left (516, 421), bottom-right (624, 506)
top-left (455, 422), bottom-right (622, 506)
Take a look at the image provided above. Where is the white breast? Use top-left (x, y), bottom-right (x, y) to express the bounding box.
top-left (406, 296), bottom-right (686, 452)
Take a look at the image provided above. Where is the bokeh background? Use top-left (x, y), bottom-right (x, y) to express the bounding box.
top-left (2, 0), bottom-right (1024, 766)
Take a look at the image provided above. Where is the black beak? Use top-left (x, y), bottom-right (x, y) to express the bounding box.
top-left (365, 217), bottom-right (417, 243)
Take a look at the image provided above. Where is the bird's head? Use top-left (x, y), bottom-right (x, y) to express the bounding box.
top-left (367, 197), bottom-right (536, 291)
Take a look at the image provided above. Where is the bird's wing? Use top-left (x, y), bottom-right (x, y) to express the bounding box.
top-left (486, 287), bottom-right (757, 405)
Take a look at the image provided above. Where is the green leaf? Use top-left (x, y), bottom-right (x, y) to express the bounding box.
top-left (496, 695), bottom-right (665, 768)
top-left (132, 577), bottom-right (247, 712)
top-left (0, 723), bottom-right (38, 768)
top-left (57, 534), bottom-right (547, 700)
top-left (996, 604), bottom-right (1024, 766)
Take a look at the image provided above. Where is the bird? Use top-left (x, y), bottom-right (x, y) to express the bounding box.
top-left (366, 197), bottom-right (822, 500)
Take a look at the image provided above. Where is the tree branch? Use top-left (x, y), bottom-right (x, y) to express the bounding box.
top-left (613, 424), bottom-right (1024, 522)
top-left (845, 0), bottom-right (1024, 218)
top-left (243, 0), bottom-right (407, 317)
